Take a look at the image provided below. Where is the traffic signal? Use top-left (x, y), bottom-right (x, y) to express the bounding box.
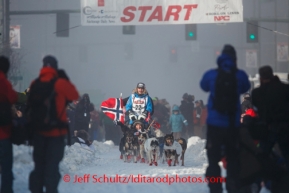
top-left (246, 22), bottom-right (258, 43)
top-left (185, 24), bottom-right (197, 41)
top-left (123, 25), bottom-right (135, 35)
top-left (56, 13), bottom-right (69, 37)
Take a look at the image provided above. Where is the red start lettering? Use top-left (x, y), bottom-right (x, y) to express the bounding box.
top-left (214, 16), bottom-right (230, 21)
top-left (120, 4), bottom-right (198, 22)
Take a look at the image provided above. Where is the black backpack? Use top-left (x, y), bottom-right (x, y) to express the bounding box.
top-left (213, 68), bottom-right (238, 114)
top-left (26, 78), bottom-right (65, 131)
top-left (0, 102), bottom-right (12, 126)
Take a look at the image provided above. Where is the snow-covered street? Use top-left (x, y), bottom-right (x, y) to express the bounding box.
top-left (11, 136), bottom-right (271, 193)
top-left (13, 137), bottom-right (211, 193)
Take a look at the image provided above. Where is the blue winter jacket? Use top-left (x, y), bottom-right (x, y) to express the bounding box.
top-left (169, 106), bottom-right (188, 132)
top-left (126, 93), bottom-right (153, 124)
top-left (200, 54), bottom-right (250, 128)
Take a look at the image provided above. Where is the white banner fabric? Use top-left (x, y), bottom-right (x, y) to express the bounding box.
top-left (81, 0), bottom-right (243, 26)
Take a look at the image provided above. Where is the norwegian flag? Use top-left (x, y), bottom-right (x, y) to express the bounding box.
top-left (101, 98), bottom-right (124, 124)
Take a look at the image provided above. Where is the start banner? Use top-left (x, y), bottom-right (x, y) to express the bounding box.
top-left (81, 0), bottom-right (243, 26)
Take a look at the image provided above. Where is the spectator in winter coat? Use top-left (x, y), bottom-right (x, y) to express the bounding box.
top-left (89, 106), bottom-right (102, 141)
top-left (28, 55), bottom-right (79, 193)
top-left (179, 93), bottom-right (194, 138)
top-left (66, 100), bottom-right (78, 137)
top-left (193, 100), bottom-right (208, 139)
top-left (241, 93), bottom-right (252, 114)
top-left (74, 94), bottom-right (94, 132)
top-left (200, 45), bottom-right (250, 193)
top-left (100, 111), bottom-right (121, 145)
top-left (160, 98), bottom-right (171, 114)
top-left (0, 56), bottom-right (18, 193)
top-left (152, 97), bottom-right (170, 133)
top-left (168, 105), bottom-right (188, 140)
top-left (252, 66), bottom-right (289, 176)
top-left (199, 100), bottom-right (208, 139)
top-left (193, 100), bottom-right (202, 138)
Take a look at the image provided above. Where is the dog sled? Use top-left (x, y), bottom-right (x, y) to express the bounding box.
top-left (118, 119), bottom-right (188, 167)
top-left (119, 119), bottom-right (163, 166)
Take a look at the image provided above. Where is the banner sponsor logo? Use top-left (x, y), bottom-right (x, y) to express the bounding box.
top-left (214, 16), bottom-right (230, 21)
top-left (83, 6), bottom-right (98, 15)
top-left (81, 0), bottom-right (243, 26)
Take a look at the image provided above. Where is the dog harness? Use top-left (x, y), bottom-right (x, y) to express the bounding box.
top-left (164, 141), bottom-right (182, 155)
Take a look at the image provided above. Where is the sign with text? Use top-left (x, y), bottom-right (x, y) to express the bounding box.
top-left (10, 25), bottom-right (21, 49)
top-left (81, 0), bottom-right (243, 26)
top-left (246, 50), bottom-right (258, 68)
top-left (277, 43), bottom-right (289, 62)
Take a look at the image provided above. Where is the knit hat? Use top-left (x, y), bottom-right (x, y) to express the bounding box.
top-left (137, 82), bottom-right (145, 88)
top-left (43, 55), bottom-right (58, 69)
top-left (183, 93), bottom-right (189, 99)
top-left (0, 56), bottom-right (10, 75)
top-left (222, 44), bottom-right (237, 61)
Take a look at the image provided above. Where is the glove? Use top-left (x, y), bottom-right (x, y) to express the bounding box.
top-left (113, 120), bottom-right (123, 126)
top-left (138, 114), bottom-right (146, 121)
top-left (128, 110), bottom-right (137, 121)
top-left (138, 110), bottom-right (148, 121)
top-left (113, 120), bottom-right (118, 125)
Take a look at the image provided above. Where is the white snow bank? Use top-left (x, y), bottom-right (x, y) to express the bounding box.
top-left (12, 145), bottom-right (34, 193)
top-left (185, 136), bottom-right (207, 167)
top-left (60, 140), bottom-right (114, 173)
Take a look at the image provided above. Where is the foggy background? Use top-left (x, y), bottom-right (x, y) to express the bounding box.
top-left (9, 0), bottom-right (289, 108)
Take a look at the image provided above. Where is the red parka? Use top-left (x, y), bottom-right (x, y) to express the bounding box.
top-left (0, 71), bottom-right (18, 140)
top-left (30, 67), bottom-right (79, 137)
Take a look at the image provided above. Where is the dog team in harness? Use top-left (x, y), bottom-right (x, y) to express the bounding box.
top-left (115, 82), bottom-right (187, 166)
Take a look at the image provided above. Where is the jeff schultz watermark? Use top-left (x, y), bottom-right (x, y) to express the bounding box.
top-left (63, 174), bottom-right (226, 185)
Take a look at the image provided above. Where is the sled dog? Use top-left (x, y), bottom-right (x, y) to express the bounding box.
top-left (163, 133), bottom-right (187, 166)
top-left (144, 137), bottom-right (159, 166)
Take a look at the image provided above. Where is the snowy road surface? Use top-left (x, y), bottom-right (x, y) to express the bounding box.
top-left (12, 137), bottom-right (270, 193)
